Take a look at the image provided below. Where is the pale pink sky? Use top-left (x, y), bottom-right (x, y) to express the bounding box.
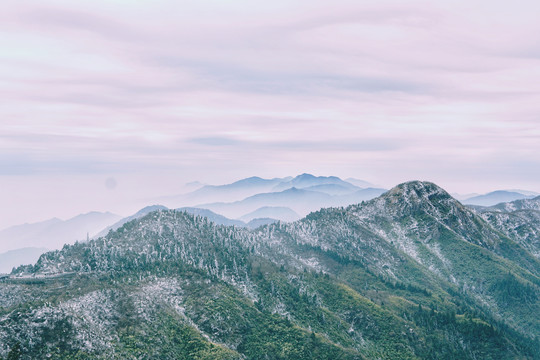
top-left (2, 0), bottom-right (540, 228)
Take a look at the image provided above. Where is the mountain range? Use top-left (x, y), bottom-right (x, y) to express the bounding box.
top-left (1, 181), bottom-right (539, 359)
top-left (198, 186), bottom-right (387, 219)
top-left (462, 190), bottom-right (538, 207)
top-left (158, 174), bottom-right (379, 209)
top-left (158, 176), bottom-right (291, 206)
top-left (2, 175), bottom-right (538, 277)
top-left (0, 212), bottom-right (122, 273)
top-left (0, 247), bottom-right (49, 275)
top-left (2, 174), bottom-right (539, 277)
top-left (1, 174), bottom-right (382, 272)
top-left (471, 195), bottom-right (540, 259)
top-left (239, 206), bottom-right (301, 223)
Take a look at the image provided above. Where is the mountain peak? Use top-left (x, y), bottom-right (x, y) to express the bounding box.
top-left (295, 173), bottom-right (316, 180)
top-left (359, 180), bottom-right (519, 259)
top-left (284, 186), bottom-right (302, 193)
top-left (135, 205), bottom-right (168, 216)
top-left (236, 176), bottom-right (264, 182)
top-left (294, 173), bottom-right (340, 181)
top-left (387, 181), bottom-right (451, 201)
top-left (374, 180), bottom-right (460, 217)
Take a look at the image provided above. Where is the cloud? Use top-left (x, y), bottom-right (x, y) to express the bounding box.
top-left (188, 137), bottom-right (243, 147)
top-left (151, 57), bottom-right (431, 95)
top-left (22, 7), bottom-right (146, 42)
top-left (1, 0), bottom-right (540, 228)
top-left (187, 136), bottom-right (405, 151)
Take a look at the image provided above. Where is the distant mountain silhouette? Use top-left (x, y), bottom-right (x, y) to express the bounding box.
top-left (0, 247), bottom-right (49, 274)
top-left (239, 206), bottom-right (301, 222)
top-left (463, 190), bottom-right (533, 206)
top-left (156, 174), bottom-right (374, 209)
top-left (0, 211), bottom-right (121, 253)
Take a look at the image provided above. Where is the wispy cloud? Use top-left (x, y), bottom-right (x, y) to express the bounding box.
top-left (188, 137), bottom-right (243, 147)
top-left (22, 7), bottom-right (145, 42)
top-left (1, 0), bottom-right (540, 227)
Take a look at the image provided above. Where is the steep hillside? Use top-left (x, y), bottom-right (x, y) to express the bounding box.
top-left (272, 182), bottom-right (540, 335)
top-left (482, 196), bottom-right (540, 213)
top-left (95, 205), bottom-right (168, 238)
top-left (480, 210), bottom-right (540, 259)
top-left (471, 196), bottom-right (540, 258)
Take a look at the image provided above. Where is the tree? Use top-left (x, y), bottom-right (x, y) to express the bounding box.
top-left (7, 342), bottom-right (22, 360)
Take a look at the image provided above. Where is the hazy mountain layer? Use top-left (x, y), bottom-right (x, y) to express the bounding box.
top-left (271, 174), bottom-right (357, 192)
top-left (0, 212), bottom-right (121, 254)
top-left (0, 248), bottom-right (49, 274)
top-left (463, 190), bottom-right (534, 207)
top-left (239, 206), bottom-right (301, 223)
top-left (159, 174), bottom-right (375, 209)
top-left (199, 187), bottom-right (386, 219)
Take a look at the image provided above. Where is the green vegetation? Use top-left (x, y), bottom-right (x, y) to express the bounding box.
top-left (2, 182), bottom-right (540, 359)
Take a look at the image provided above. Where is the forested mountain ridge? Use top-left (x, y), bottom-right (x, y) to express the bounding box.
top-left (474, 195), bottom-right (540, 212)
top-left (270, 182), bottom-right (540, 335)
top-left (470, 196), bottom-right (540, 258)
top-left (1, 181), bottom-right (539, 359)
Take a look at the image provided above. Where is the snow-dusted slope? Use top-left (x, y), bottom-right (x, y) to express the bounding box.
top-left (1, 181), bottom-right (539, 359)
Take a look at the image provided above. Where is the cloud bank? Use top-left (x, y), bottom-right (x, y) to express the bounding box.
top-left (1, 0), bottom-right (540, 227)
